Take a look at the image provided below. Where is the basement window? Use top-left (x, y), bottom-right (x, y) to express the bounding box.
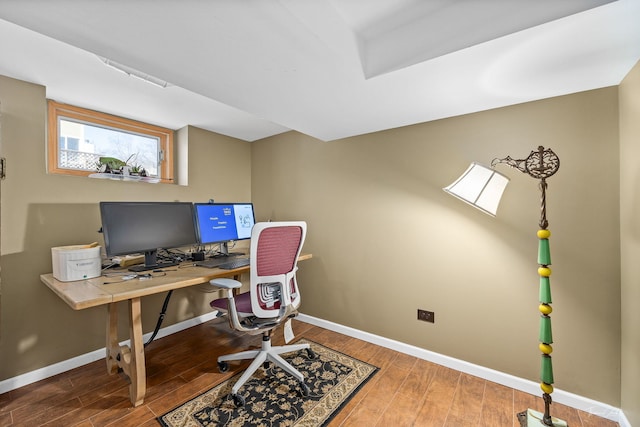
top-left (47, 100), bottom-right (174, 183)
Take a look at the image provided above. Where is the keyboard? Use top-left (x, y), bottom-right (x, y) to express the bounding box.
top-left (218, 258), bottom-right (250, 270)
top-left (195, 258), bottom-right (229, 268)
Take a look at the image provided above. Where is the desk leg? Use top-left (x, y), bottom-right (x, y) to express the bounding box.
top-left (106, 303), bottom-right (119, 375)
top-left (104, 298), bottom-right (146, 407)
top-left (128, 297), bottom-right (146, 406)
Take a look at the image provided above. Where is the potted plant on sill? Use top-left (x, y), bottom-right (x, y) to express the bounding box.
top-left (95, 154), bottom-right (146, 176)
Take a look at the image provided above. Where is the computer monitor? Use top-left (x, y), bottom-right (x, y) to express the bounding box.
top-left (100, 201), bottom-right (198, 271)
top-left (193, 203), bottom-right (256, 255)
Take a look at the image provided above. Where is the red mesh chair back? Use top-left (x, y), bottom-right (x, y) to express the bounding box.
top-left (249, 222), bottom-right (306, 317)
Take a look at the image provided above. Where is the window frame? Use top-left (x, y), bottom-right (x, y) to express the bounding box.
top-left (47, 100), bottom-right (175, 183)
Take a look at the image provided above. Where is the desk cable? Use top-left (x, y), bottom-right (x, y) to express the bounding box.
top-left (101, 271), bottom-right (167, 285)
top-left (143, 265), bottom-right (191, 346)
top-left (145, 290), bottom-right (173, 347)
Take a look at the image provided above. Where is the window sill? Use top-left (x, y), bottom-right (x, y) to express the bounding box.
top-left (88, 173), bottom-right (160, 184)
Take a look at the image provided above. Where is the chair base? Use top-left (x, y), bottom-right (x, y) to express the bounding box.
top-left (218, 335), bottom-right (314, 404)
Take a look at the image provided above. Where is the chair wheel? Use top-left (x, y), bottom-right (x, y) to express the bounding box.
top-left (299, 382), bottom-right (310, 397)
top-left (305, 348), bottom-right (317, 359)
top-left (218, 361), bottom-right (229, 373)
top-left (232, 393), bottom-right (245, 407)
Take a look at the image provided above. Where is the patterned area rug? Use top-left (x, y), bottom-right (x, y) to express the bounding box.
top-left (158, 339), bottom-right (378, 427)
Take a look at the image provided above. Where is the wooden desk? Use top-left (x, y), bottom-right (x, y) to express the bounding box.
top-left (40, 253), bottom-right (312, 406)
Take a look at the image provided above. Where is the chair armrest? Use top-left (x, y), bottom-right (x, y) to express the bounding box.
top-left (209, 278), bottom-right (242, 289)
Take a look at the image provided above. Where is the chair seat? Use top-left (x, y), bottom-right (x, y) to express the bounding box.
top-left (211, 291), bottom-right (252, 316)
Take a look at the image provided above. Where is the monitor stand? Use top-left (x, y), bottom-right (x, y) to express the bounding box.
top-left (210, 241), bottom-right (242, 258)
top-left (128, 249), bottom-right (179, 272)
top-left (128, 260), bottom-right (179, 272)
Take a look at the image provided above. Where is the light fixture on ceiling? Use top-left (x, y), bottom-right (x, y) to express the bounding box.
top-left (444, 146), bottom-right (565, 427)
top-left (98, 56), bottom-right (169, 88)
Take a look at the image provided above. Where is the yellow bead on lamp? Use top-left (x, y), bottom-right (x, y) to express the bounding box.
top-left (539, 343), bottom-right (553, 354)
top-left (538, 267), bottom-right (551, 277)
top-left (541, 382), bottom-right (554, 394)
top-left (539, 303), bottom-right (553, 315)
top-left (537, 229), bottom-right (551, 239)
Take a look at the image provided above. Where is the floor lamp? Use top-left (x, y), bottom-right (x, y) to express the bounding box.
top-left (444, 146), bottom-right (566, 427)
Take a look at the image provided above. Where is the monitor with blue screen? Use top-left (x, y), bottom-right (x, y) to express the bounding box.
top-left (194, 203), bottom-right (255, 255)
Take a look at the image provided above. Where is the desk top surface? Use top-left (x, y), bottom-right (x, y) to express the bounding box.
top-left (41, 253), bottom-right (312, 310)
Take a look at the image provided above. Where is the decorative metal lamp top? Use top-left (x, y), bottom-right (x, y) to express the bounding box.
top-left (491, 146), bottom-right (560, 180)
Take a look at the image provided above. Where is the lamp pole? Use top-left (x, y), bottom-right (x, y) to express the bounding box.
top-left (493, 146), bottom-right (564, 427)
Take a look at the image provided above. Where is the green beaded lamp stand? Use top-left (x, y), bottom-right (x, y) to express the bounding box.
top-left (492, 146), bottom-right (566, 427)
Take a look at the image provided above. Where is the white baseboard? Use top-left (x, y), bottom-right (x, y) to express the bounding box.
top-left (0, 311), bottom-right (627, 425)
top-left (619, 411), bottom-right (632, 427)
top-left (0, 311), bottom-right (219, 395)
top-left (296, 313), bottom-right (625, 424)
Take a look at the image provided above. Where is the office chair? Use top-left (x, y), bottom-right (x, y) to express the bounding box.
top-left (209, 221), bottom-right (315, 407)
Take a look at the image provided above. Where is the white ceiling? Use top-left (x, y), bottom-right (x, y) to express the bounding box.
top-left (0, 0), bottom-right (639, 142)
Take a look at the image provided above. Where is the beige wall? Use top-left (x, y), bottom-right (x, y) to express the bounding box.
top-left (0, 75), bottom-right (252, 380)
top-left (619, 60), bottom-right (640, 426)
top-left (252, 87), bottom-right (622, 405)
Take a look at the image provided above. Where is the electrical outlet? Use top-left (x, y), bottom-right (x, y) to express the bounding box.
top-left (417, 309), bottom-right (435, 323)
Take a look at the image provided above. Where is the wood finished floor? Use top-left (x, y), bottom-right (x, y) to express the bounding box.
top-left (0, 319), bottom-right (618, 427)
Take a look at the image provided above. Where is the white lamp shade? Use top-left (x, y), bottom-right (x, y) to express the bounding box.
top-left (443, 162), bottom-right (510, 216)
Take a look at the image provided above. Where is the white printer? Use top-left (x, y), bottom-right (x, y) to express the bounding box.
top-left (51, 244), bottom-right (102, 282)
